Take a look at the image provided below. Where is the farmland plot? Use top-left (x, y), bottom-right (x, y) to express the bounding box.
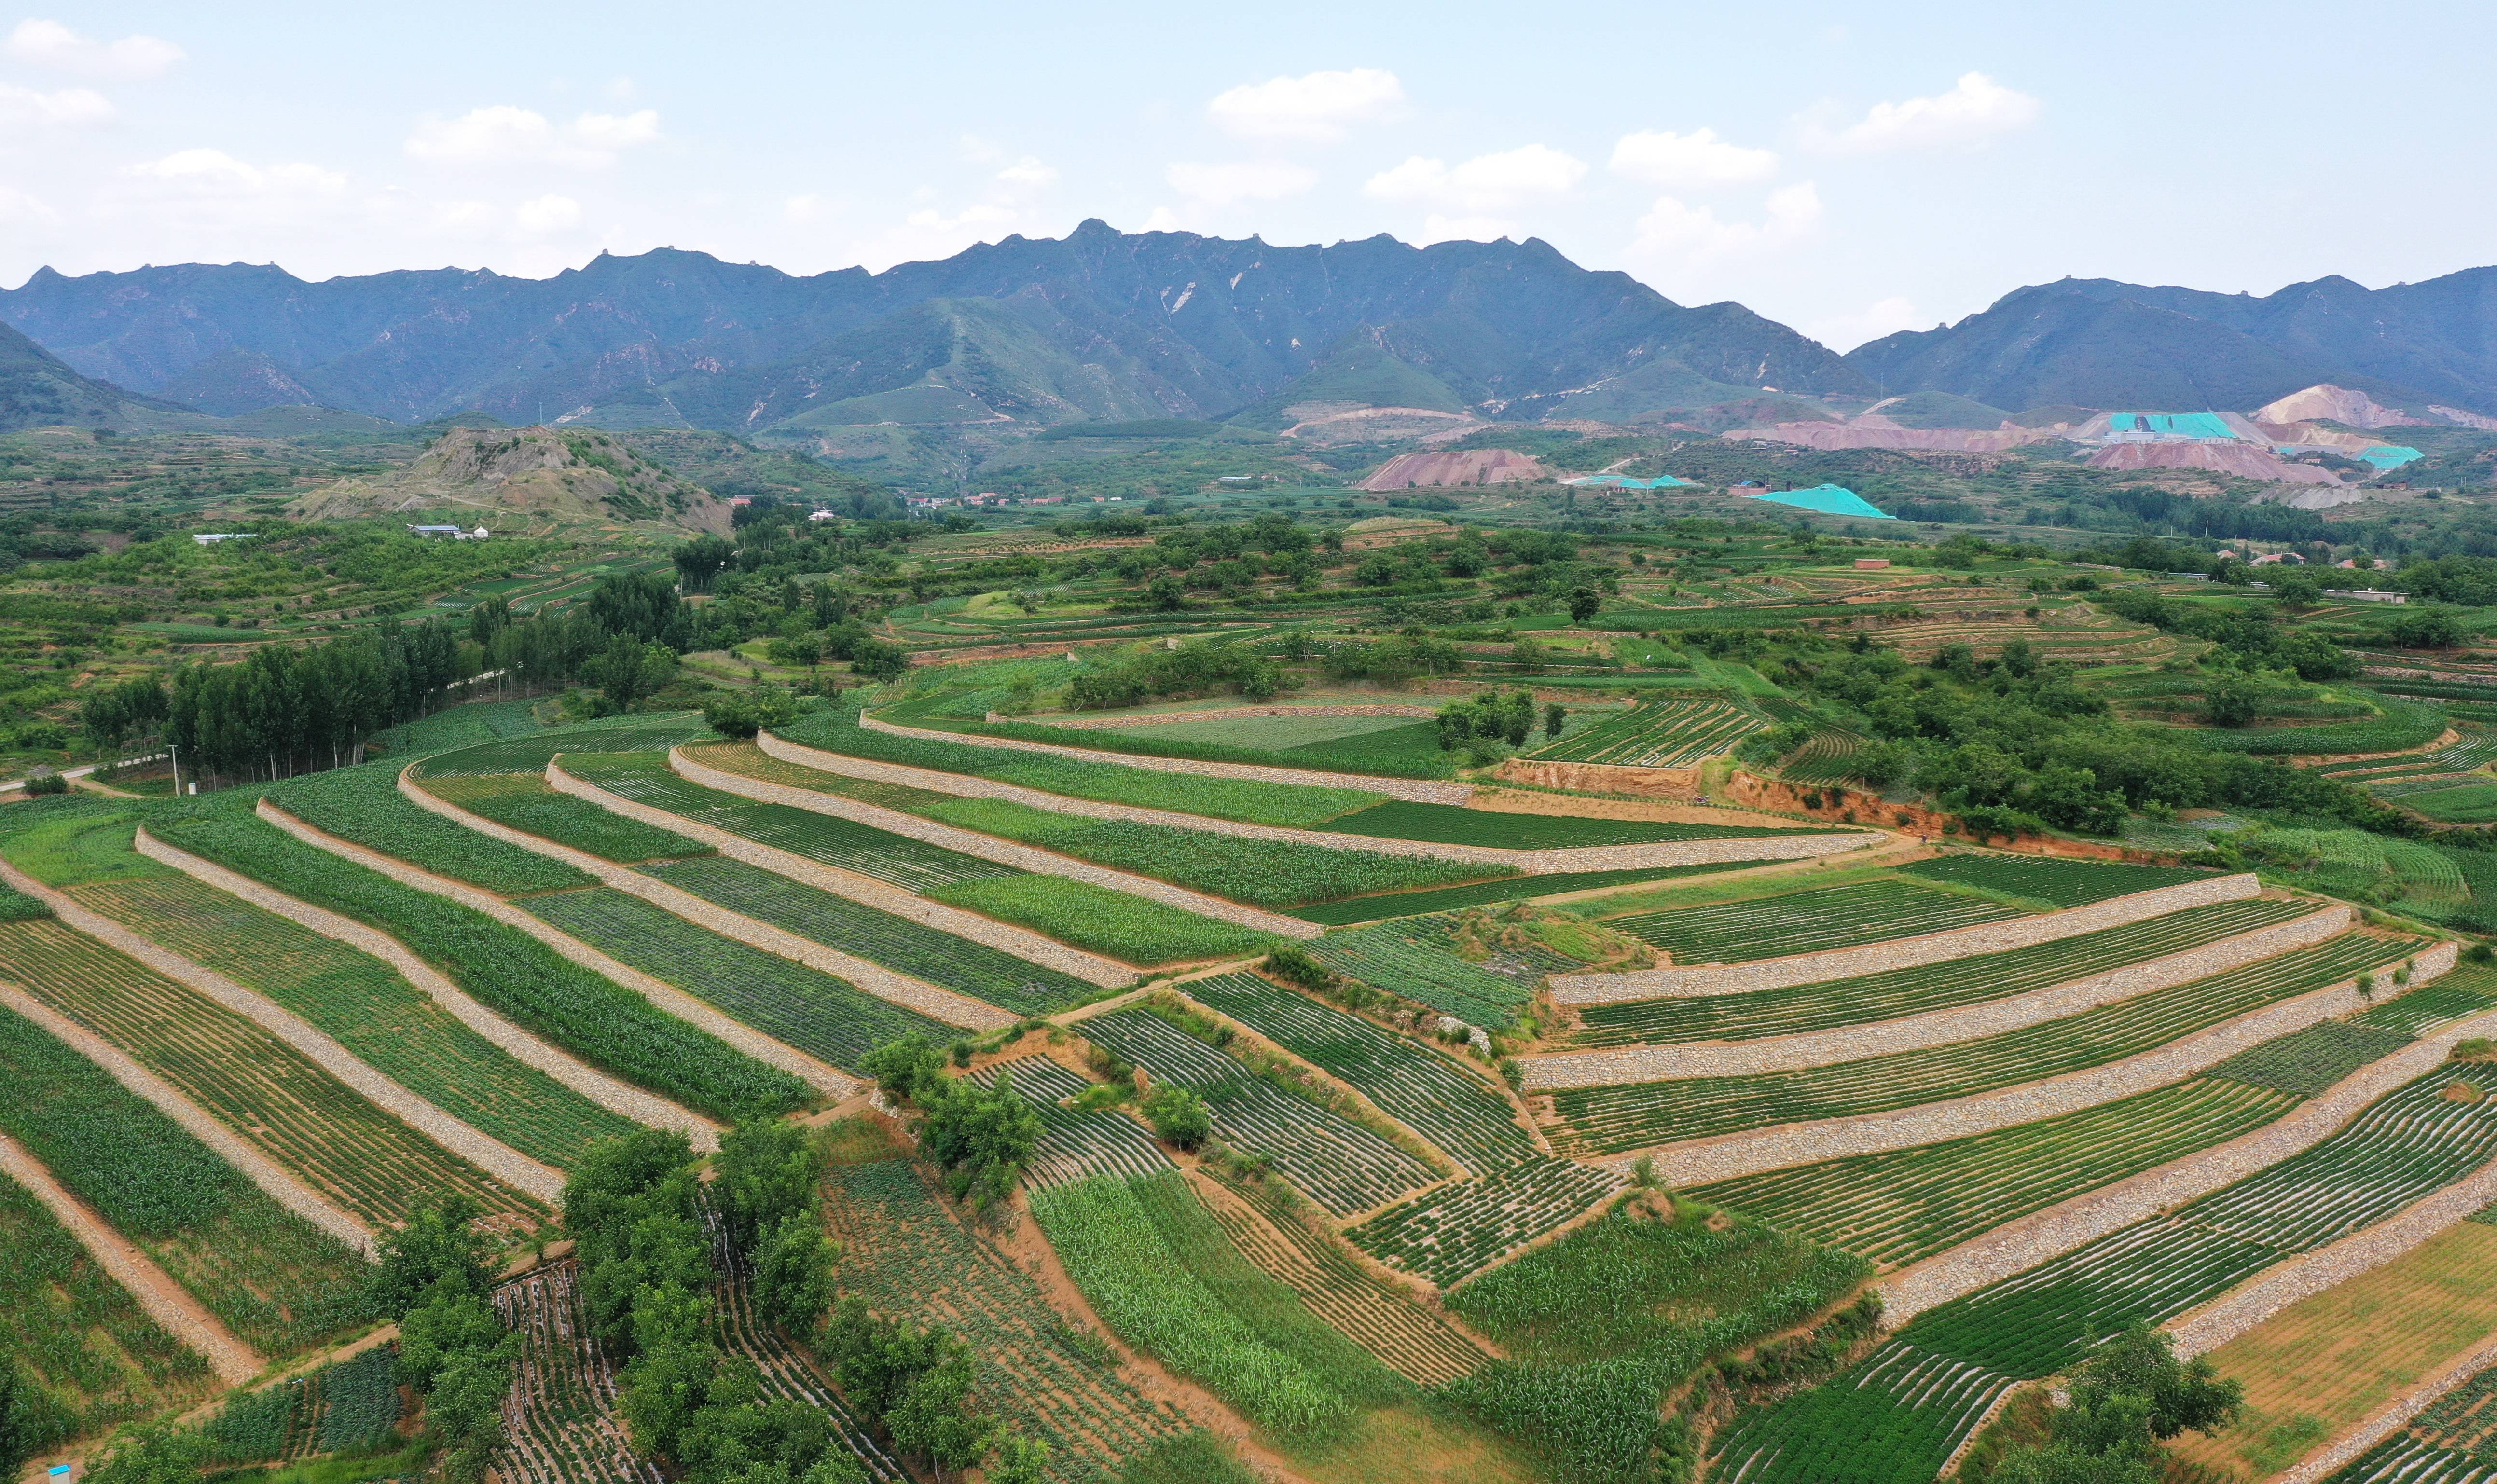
top-left (1076, 1010), bottom-right (1435, 1218)
top-left (424, 717), bottom-right (713, 777)
top-left (1572, 897), bottom-right (2313, 1048)
top-left (1712, 1063), bottom-right (2497, 1484)
top-left (418, 771), bottom-right (713, 864)
top-left (970, 1056), bottom-right (1172, 1189)
top-left (704, 1207), bottom-right (903, 1481)
top-left (0, 1002), bottom-right (374, 1357)
top-left (1303, 918), bottom-right (1554, 1031)
top-left (1526, 696), bottom-right (1765, 768)
top-left (1894, 854), bottom-right (2219, 907)
top-left (1548, 931), bottom-right (2414, 1153)
top-left (1286, 863), bottom-right (1745, 926)
top-left (0, 917), bottom-right (540, 1229)
top-left (1600, 879), bottom-right (2027, 963)
top-left (1344, 1157), bottom-right (1624, 1287)
top-left (268, 764), bottom-right (591, 894)
top-left (203, 1343), bottom-right (403, 1464)
top-left (1311, 801), bottom-right (1830, 849)
top-left (924, 873), bottom-right (1276, 967)
top-left (822, 1158), bottom-right (1194, 1479)
top-left (494, 1262), bottom-right (661, 1484)
top-left (524, 887), bottom-right (950, 1072)
top-left (2322, 1355), bottom-right (2497, 1484)
top-left (1181, 973), bottom-right (1541, 1173)
top-left (76, 872), bottom-right (638, 1168)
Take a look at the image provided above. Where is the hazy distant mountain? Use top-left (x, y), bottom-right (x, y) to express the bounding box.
top-left (0, 320), bottom-right (198, 432)
top-left (1848, 269), bottom-right (2497, 416)
top-left (0, 222), bottom-right (1870, 432)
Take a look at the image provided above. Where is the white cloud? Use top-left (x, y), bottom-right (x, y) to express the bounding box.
top-left (1807, 296), bottom-right (1923, 353)
top-left (1166, 160), bottom-right (1317, 206)
top-left (1609, 128), bottom-right (1778, 188)
top-left (991, 156), bottom-right (1057, 194)
top-left (515, 194), bottom-right (583, 235)
top-left (784, 192), bottom-right (837, 224)
top-left (1207, 67), bottom-right (1402, 143)
top-left (1365, 144), bottom-right (1586, 212)
top-left (851, 202), bottom-right (1031, 272)
top-left (5, 19), bottom-right (182, 81)
top-left (1629, 180), bottom-right (1823, 267)
top-left (0, 82), bottom-right (114, 131)
top-left (404, 105), bottom-right (661, 166)
top-left (603, 76), bottom-right (637, 103)
top-left (0, 184), bottom-right (58, 225)
top-left (121, 148), bottom-right (347, 197)
top-left (1813, 72), bottom-right (2040, 153)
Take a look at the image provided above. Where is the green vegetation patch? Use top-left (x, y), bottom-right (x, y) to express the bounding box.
top-left (926, 873), bottom-right (1273, 967)
top-left (1286, 862), bottom-right (1745, 925)
top-left (1894, 853), bottom-right (2218, 907)
top-left (268, 763), bottom-right (592, 893)
top-left (422, 769), bottom-right (712, 863)
top-left (2205, 1018), bottom-right (2415, 1095)
top-left (1600, 879), bottom-right (2025, 964)
top-left (1315, 800), bottom-right (1836, 849)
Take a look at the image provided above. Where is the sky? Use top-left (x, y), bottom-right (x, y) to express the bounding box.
top-left (2, 0), bottom-right (2492, 351)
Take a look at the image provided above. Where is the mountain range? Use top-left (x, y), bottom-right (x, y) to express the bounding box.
top-left (5, 224), bottom-right (2497, 438)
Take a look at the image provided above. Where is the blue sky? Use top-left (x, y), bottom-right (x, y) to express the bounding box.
top-left (2, 0), bottom-right (2490, 349)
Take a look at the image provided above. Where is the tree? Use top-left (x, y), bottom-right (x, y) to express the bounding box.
top-left (1143, 1086), bottom-right (1212, 1150)
top-left (674, 536), bottom-right (735, 594)
top-left (2201, 675), bottom-right (2258, 728)
top-left (370, 1196), bottom-right (494, 1317)
top-left (2390, 605), bottom-right (2464, 650)
top-left (1988, 1325), bottom-right (2241, 1484)
top-left (702, 686), bottom-right (799, 740)
top-left (917, 1072), bottom-right (1042, 1209)
top-left (990, 1435), bottom-right (1051, 1484)
top-left (589, 634), bottom-right (679, 709)
top-left (753, 1214), bottom-right (837, 1334)
top-left (2267, 568), bottom-right (2323, 609)
top-left (861, 1034), bottom-right (947, 1102)
top-left (1568, 585), bottom-right (1602, 623)
top-left (1544, 703), bottom-right (1567, 739)
top-left (886, 1351), bottom-right (998, 1480)
top-left (849, 637), bottom-right (910, 684)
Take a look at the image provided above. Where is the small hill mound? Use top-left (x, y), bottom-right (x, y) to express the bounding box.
top-left (294, 426), bottom-right (731, 532)
top-left (1361, 448), bottom-right (1549, 490)
top-left (2083, 440), bottom-right (2342, 485)
top-left (0, 321), bottom-right (199, 433)
top-left (2252, 383), bottom-right (2426, 429)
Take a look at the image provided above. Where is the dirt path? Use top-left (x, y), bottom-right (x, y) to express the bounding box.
top-left (0, 854), bottom-right (565, 1206)
top-left (0, 978), bottom-right (372, 1253)
top-left (386, 782), bottom-right (1010, 1031)
top-left (259, 796), bottom-right (853, 1105)
top-left (153, 817), bottom-right (723, 1140)
top-left (0, 1127), bottom-right (265, 1383)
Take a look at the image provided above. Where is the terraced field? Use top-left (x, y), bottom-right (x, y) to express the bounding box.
top-left (1075, 1009), bottom-right (1436, 1218)
top-left (495, 1263), bottom-right (661, 1484)
top-left (1285, 862), bottom-right (1745, 925)
top-left (1303, 915), bottom-right (1561, 1030)
top-left (1525, 695), bottom-right (1765, 768)
top-left (1600, 879), bottom-right (2027, 963)
top-left (640, 854), bottom-right (1094, 1016)
top-left (970, 1056), bottom-right (1171, 1189)
top-left (267, 764), bottom-right (592, 894)
top-left (1713, 1062), bottom-right (2497, 1484)
top-left (1181, 972), bottom-right (1541, 1173)
top-left (74, 873), bottom-right (638, 1168)
top-left (2322, 1356), bottom-right (2497, 1484)
top-left (1310, 801), bottom-right (1830, 849)
top-left (203, 1344), bottom-right (402, 1465)
top-left (1547, 930), bottom-right (2413, 1154)
top-left (1894, 854), bottom-right (2218, 906)
top-left (417, 771), bottom-right (713, 863)
top-left (0, 917), bottom-right (540, 1229)
top-left (1570, 897), bottom-right (2315, 1048)
top-left (524, 887), bottom-right (951, 1072)
top-left (1343, 1157), bottom-right (1625, 1288)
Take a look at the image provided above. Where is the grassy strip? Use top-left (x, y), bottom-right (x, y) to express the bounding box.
top-left (1894, 854), bottom-right (2218, 907)
top-left (417, 714), bottom-right (715, 775)
top-left (1286, 862), bottom-right (1743, 925)
top-left (1313, 800), bottom-right (1835, 848)
top-left (921, 712), bottom-right (1461, 780)
top-left (148, 802), bottom-right (805, 1122)
top-left (417, 771), bottom-right (713, 863)
top-left (1601, 879), bottom-right (2025, 964)
top-left (267, 764), bottom-right (590, 894)
top-left (924, 874), bottom-right (1273, 968)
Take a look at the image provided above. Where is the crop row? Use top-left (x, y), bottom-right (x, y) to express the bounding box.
top-left (822, 1157), bottom-right (1194, 1478)
top-left (1776, 728), bottom-right (1871, 784)
top-left (1028, 1170), bottom-right (1409, 1434)
top-left (642, 854), bottom-right (1093, 1015)
top-left (146, 805), bottom-right (805, 1122)
top-left (922, 873), bottom-right (1275, 967)
top-left (2322, 1436), bottom-right (2497, 1484)
top-left (2203, 1017), bottom-right (2416, 1095)
top-left (423, 715), bottom-right (713, 777)
top-left (0, 1000), bottom-right (375, 1357)
top-left (953, 712), bottom-right (1460, 781)
top-left (494, 1262), bottom-right (663, 1484)
top-left (1548, 931), bottom-right (2410, 1153)
top-left (0, 1168), bottom-right (209, 1450)
top-left (704, 1207), bottom-right (902, 1482)
top-left (1311, 799), bottom-right (1828, 849)
top-left (1714, 1062), bottom-right (2497, 1484)
top-left (1181, 972), bottom-right (1540, 1173)
top-left (78, 871), bottom-right (638, 1168)
top-left (1284, 862), bottom-right (1742, 926)
top-left (524, 887), bottom-right (949, 1073)
top-left (972, 1056), bottom-right (1172, 1189)
top-left (1206, 1169), bottom-right (1490, 1386)
top-left (1526, 695), bottom-right (1766, 768)
top-left (0, 917), bottom-right (538, 1227)
top-left (1076, 1009), bottom-right (1435, 1218)
top-left (1600, 878), bottom-right (2027, 964)
top-left (1893, 853), bottom-right (2217, 907)
top-left (1304, 917), bottom-right (1548, 1031)
top-left (1343, 1157), bottom-right (1623, 1288)
top-left (1687, 1077), bottom-right (2298, 1267)
top-left (773, 701), bottom-right (1386, 827)
top-left (268, 763), bottom-right (592, 894)
top-left (1573, 897), bottom-right (2313, 1047)
top-left (203, 1342), bottom-right (403, 1464)
top-left (418, 770), bottom-right (714, 864)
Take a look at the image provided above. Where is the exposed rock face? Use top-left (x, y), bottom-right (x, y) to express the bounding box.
top-left (1726, 415), bottom-right (2049, 453)
top-left (294, 425), bottom-right (730, 532)
top-left (2083, 440), bottom-right (2343, 485)
top-left (2253, 384), bottom-right (2426, 429)
top-left (1360, 448), bottom-right (1551, 490)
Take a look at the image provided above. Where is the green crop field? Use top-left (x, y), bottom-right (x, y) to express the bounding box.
top-left (2321, 1354), bottom-right (2497, 1484)
top-left (1344, 1157), bottom-right (1623, 1287)
top-left (1078, 1009), bottom-right (1435, 1217)
top-left (419, 771), bottom-right (713, 863)
top-left (1600, 879), bottom-right (2028, 963)
top-left (1776, 728), bottom-right (1872, 784)
top-left (0, 917), bottom-right (539, 1228)
top-left (1548, 931), bottom-right (2412, 1154)
top-left (75, 871), bottom-right (639, 1168)
top-left (923, 874), bottom-right (1274, 967)
top-left (1030, 1169), bottom-right (1410, 1435)
top-left (493, 1262), bottom-right (660, 1484)
top-left (1687, 1077), bottom-right (2299, 1267)
top-left (1712, 1063), bottom-right (2497, 1484)
top-left (1182, 973), bottom-right (1540, 1173)
top-left (641, 854), bottom-right (1092, 1015)
top-left (1311, 800), bottom-right (1835, 849)
top-left (1572, 898), bottom-right (2314, 1048)
top-left (1285, 862), bottom-right (1749, 925)
top-left (524, 886), bottom-right (952, 1072)
top-left (202, 1342), bottom-right (403, 1465)
top-left (954, 714), bottom-right (1459, 780)
top-left (418, 715), bottom-right (715, 776)
top-left (268, 763), bottom-right (593, 894)
top-left (1894, 853), bottom-right (2219, 907)
top-left (146, 806), bottom-right (806, 1123)
top-left (1303, 915), bottom-right (1560, 1030)
top-left (971, 1056), bottom-right (1173, 1188)
top-left (821, 1155), bottom-right (1196, 1478)
top-left (2202, 1017), bottom-right (2415, 1095)
top-left (1525, 695), bottom-right (1765, 768)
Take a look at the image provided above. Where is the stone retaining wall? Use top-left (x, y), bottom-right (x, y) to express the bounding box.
top-left (660, 748), bottom-right (1324, 940)
top-left (139, 823), bottom-right (721, 1145)
top-left (1525, 905), bottom-right (2350, 1089)
top-left (1878, 993), bottom-right (2494, 1324)
top-left (2274, 1323), bottom-right (2497, 1484)
top-left (750, 732), bottom-right (1872, 874)
top-left (1551, 874), bottom-right (2262, 1005)
top-left (1625, 938), bottom-right (2458, 1187)
top-left (0, 853), bottom-right (566, 1206)
top-left (279, 791), bottom-right (859, 1099)
top-left (848, 711), bottom-right (1478, 804)
top-left (1495, 759), bottom-right (1705, 801)
top-left (1000, 703), bottom-right (1436, 730)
